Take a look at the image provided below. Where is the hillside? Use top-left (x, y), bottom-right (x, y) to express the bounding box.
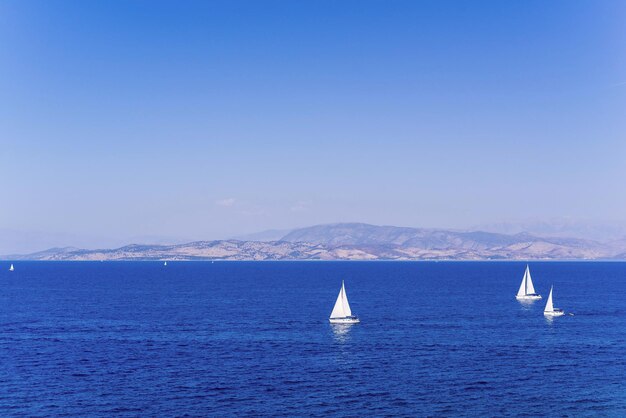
top-left (5, 223), bottom-right (623, 261)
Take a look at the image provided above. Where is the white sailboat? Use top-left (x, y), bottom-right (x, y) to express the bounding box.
top-left (9, 264), bottom-right (14, 272)
top-left (516, 265), bottom-right (541, 300)
top-left (544, 285), bottom-right (565, 317)
top-left (163, 261), bottom-right (167, 266)
top-left (329, 280), bottom-right (360, 324)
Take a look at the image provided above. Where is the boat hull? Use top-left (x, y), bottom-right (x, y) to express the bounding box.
top-left (516, 294), bottom-right (542, 300)
top-left (329, 317), bottom-right (360, 324)
top-left (544, 310), bottom-right (565, 317)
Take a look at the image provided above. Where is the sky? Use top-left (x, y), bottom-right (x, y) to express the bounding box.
top-left (1, 0), bottom-right (625, 252)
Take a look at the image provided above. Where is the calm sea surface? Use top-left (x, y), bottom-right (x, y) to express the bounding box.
top-left (1, 261), bottom-right (625, 416)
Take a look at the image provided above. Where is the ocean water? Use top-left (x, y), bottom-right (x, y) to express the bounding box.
top-left (1, 261), bottom-right (625, 416)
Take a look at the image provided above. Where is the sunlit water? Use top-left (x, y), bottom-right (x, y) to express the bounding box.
top-left (1, 261), bottom-right (625, 416)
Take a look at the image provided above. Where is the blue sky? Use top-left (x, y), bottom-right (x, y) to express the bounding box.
top-left (1, 1), bottom-right (625, 251)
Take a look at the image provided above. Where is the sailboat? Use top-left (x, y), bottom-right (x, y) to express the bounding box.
top-left (329, 280), bottom-right (360, 324)
top-left (544, 285), bottom-right (565, 317)
top-left (516, 265), bottom-right (541, 300)
top-left (9, 264), bottom-right (14, 272)
top-left (163, 261), bottom-right (167, 266)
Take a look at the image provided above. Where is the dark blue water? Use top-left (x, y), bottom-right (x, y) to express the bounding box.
top-left (1, 261), bottom-right (625, 416)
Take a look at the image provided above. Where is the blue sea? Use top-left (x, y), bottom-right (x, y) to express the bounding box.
top-left (1, 261), bottom-right (625, 416)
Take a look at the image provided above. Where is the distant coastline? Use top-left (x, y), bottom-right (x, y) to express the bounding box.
top-left (4, 223), bottom-right (626, 261)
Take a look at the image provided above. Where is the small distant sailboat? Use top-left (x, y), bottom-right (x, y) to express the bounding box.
top-left (329, 280), bottom-right (360, 324)
top-left (544, 285), bottom-right (565, 317)
top-left (9, 264), bottom-right (14, 272)
top-left (516, 265), bottom-right (541, 300)
top-left (163, 261), bottom-right (167, 266)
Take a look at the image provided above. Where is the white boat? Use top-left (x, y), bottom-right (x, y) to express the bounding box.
top-left (163, 261), bottom-right (167, 266)
top-left (329, 280), bottom-right (360, 324)
top-left (544, 285), bottom-right (565, 317)
top-left (516, 265), bottom-right (541, 300)
top-left (9, 264), bottom-right (14, 272)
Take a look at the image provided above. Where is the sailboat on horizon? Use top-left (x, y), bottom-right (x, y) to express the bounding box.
top-left (163, 261), bottom-right (167, 266)
top-left (516, 265), bottom-right (541, 300)
top-left (9, 264), bottom-right (14, 272)
top-left (544, 285), bottom-right (565, 317)
top-left (329, 280), bottom-right (360, 324)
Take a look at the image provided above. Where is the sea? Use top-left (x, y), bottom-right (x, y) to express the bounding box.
top-left (1, 261), bottom-right (625, 416)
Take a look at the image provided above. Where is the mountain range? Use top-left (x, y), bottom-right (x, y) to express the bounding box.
top-left (5, 223), bottom-right (626, 261)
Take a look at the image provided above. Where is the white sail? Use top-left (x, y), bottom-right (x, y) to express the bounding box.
top-left (164, 261), bottom-right (167, 266)
top-left (330, 281), bottom-right (352, 318)
top-left (330, 287), bottom-right (345, 318)
top-left (544, 286), bottom-right (554, 313)
top-left (9, 264), bottom-right (14, 272)
top-left (517, 267), bottom-right (528, 296)
top-left (525, 266), bottom-right (536, 294)
top-left (341, 282), bottom-right (352, 317)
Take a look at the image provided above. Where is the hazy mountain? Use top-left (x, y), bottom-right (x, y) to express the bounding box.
top-left (280, 223), bottom-right (601, 250)
top-left (474, 219), bottom-right (626, 242)
top-left (0, 228), bottom-right (189, 255)
top-left (5, 222), bottom-right (624, 261)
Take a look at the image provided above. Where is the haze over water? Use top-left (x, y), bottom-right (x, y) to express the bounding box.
top-left (1, 261), bottom-right (625, 416)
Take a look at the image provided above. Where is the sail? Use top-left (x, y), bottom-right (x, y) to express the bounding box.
top-left (525, 266), bottom-right (536, 294)
top-left (330, 281), bottom-right (352, 318)
top-left (330, 285), bottom-right (346, 318)
top-left (341, 281), bottom-right (352, 317)
top-left (517, 267), bottom-right (528, 296)
top-left (544, 286), bottom-right (554, 312)
top-left (9, 264), bottom-right (14, 271)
